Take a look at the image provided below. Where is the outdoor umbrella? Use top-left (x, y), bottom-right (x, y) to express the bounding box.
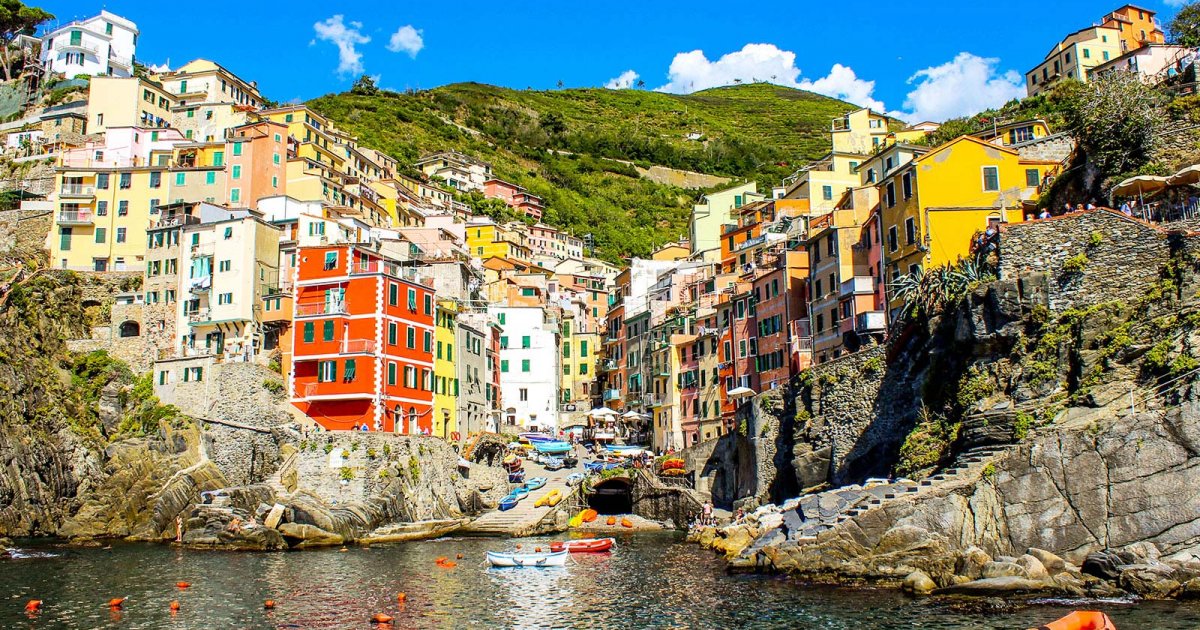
top-left (587, 407), bottom-right (617, 417)
top-left (727, 386), bottom-right (757, 399)
top-left (1167, 165), bottom-right (1200, 187)
top-left (1112, 175), bottom-right (1169, 219)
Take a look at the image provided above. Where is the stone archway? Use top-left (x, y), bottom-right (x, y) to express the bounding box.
top-left (588, 477), bottom-right (633, 514)
top-left (118, 320), bottom-right (140, 337)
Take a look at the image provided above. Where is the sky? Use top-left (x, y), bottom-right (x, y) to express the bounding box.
top-left (40, 0), bottom-right (1191, 123)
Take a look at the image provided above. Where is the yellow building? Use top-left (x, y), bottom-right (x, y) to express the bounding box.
top-left (560, 314), bottom-right (599, 421)
top-left (434, 300), bottom-right (459, 439)
top-left (169, 141), bottom-right (228, 205)
top-left (974, 119), bottom-right (1053, 148)
top-left (87, 76), bottom-right (174, 134)
top-left (466, 219), bottom-right (532, 262)
top-left (1026, 26), bottom-right (1123, 96)
top-left (784, 108), bottom-right (899, 214)
top-left (690, 182), bottom-right (761, 263)
top-left (879, 136), bottom-right (1053, 311)
top-left (154, 59), bottom-right (264, 109)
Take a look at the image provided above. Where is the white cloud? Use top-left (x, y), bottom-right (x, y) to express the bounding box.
top-left (1165, 0), bottom-right (1187, 6)
top-left (656, 44), bottom-right (802, 93)
top-left (798, 64), bottom-right (886, 112)
top-left (605, 70), bottom-right (640, 89)
top-left (900, 52), bottom-right (1025, 123)
top-left (313, 15), bottom-right (370, 76)
top-left (387, 25), bottom-right (424, 58)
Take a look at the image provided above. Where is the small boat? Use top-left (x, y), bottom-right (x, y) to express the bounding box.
top-left (566, 473), bottom-right (585, 486)
top-left (533, 441), bottom-right (573, 455)
top-left (563, 455), bottom-right (579, 468)
top-left (550, 537), bottom-right (614, 553)
top-left (486, 550), bottom-right (568, 568)
top-left (523, 477), bottom-right (547, 492)
top-left (568, 512), bottom-right (584, 527)
top-left (498, 496), bottom-right (519, 511)
top-left (543, 457), bottom-right (564, 471)
top-left (535, 489), bottom-right (561, 507)
top-left (584, 461), bottom-right (604, 473)
top-left (1033, 610), bottom-right (1117, 630)
top-left (507, 470), bottom-right (526, 484)
top-left (508, 486), bottom-right (530, 500)
top-left (519, 432), bottom-right (555, 443)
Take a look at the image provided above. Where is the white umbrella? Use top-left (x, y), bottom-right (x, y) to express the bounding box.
top-left (1168, 164), bottom-right (1200, 187)
top-left (727, 386), bottom-right (756, 399)
top-left (587, 407), bottom-right (618, 418)
top-left (621, 410), bottom-right (644, 419)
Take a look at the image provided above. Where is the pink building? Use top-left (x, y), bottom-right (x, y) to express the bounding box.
top-left (483, 178), bottom-right (545, 221)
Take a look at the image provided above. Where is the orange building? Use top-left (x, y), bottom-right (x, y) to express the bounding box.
top-left (1101, 4), bottom-right (1165, 53)
top-left (290, 245), bottom-right (435, 432)
top-left (227, 120), bottom-right (287, 208)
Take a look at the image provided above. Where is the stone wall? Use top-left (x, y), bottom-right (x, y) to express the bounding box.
top-left (635, 165), bottom-right (732, 190)
top-left (631, 469), bottom-right (706, 528)
top-left (189, 363), bottom-right (291, 486)
top-left (999, 209), bottom-right (1185, 312)
top-left (1014, 133), bottom-right (1075, 164)
top-left (0, 203), bottom-right (51, 263)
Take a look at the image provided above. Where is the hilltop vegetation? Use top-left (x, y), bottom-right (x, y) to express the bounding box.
top-left (308, 82), bottom-right (854, 259)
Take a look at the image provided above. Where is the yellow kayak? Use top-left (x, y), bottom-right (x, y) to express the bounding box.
top-left (535, 489), bottom-right (561, 508)
top-left (548, 491), bottom-right (563, 507)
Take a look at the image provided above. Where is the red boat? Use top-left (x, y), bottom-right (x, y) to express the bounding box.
top-left (550, 537), bottom-right (615, 553)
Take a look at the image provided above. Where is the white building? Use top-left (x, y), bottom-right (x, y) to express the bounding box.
top-left (1088, 44), bottom-right (1197, 83)
top-left (41, 11), bottom-right (138, 79)
top-left (489, 305), bottom-right (560, 433)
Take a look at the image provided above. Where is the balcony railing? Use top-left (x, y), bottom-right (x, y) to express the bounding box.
top-left (57, 41), bottom-right (98, 54)
top-left (840, 276), bottom-right (875, 297)
top-left (602, 388), bottom-right (621, 401)
top-left (340, 339), bottom-right (375, 354)
top-left (60, 184), bottom-right (94, 196)
top-left (855, 311), bottom-right (887, 333)
top-left (187, 308), bottom-right (211, 323)
top-left (295, 301), bottom-right (347, 317)
top-left (56, 210), bottom-right (93, 225)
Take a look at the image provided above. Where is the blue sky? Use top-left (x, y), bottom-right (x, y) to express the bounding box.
top-left (40, 0), bottom-right (1188, 121)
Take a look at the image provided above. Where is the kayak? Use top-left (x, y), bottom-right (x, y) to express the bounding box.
top-left (498, 496), bottom-right (519, 511)
top-left (550, 537), bottom-right (614, 553)
top-left (534, 489), bottom-right (561, 508)
top-left (486, 550), bottom-right (568, 568)
top-left (524, 477), bottom-right (547, 492)
top-left (1033, 611), bottom-right (1117, 630)
top-left (581, 509), bottom-right (598, 523)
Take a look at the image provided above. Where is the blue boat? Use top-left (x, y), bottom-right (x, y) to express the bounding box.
top-left (519, 432), bottom-right (555, 443)
top-left (566, 473), bottom-right (585, 485)
top-left (507, 470), bottom-right (526, 484)
top-left (523, 477), bottom-right (547, 492)
top-left (509, 486), bottom-right (530, 499)
top-left (584, 461), bottom-right (604, 473)
top-left (533, 440), bottom-right (573, 454)
top-left (498, 496), bottom-right (519, 511)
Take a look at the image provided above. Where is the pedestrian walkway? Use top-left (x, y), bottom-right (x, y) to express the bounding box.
top-left (462, 446), bottom-right (585, 537)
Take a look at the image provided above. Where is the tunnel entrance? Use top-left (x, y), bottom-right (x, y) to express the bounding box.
top-left (588, 478), bottom-right (633, 514)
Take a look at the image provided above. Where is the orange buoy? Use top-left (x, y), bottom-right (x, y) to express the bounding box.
top-left (455, 553), bottom-right (463, 560)
top-left (514, 544), bottom-right (522, 549)
top-left (434, 555), bottom-right (448, 565)
top-left (107, 597), bottom-right (126, 609)
top-left (1036, 610), bottom-right (1118, 630)
top-left (620, 518), bottom-right (633, 528)
top-left (175, 581), bottom-right (191, 589)
top-left (371, 613), bottom-right (395, 624)
top-left (441, 561), bottom-right (457, 568)
top-left (534, 547), bottom-right (542, 552)
top-left (606, 516), bottom-right (616, 526)
top-left (396, 592), bottom-right (407, 602)
top-left (264, 599), bottom-right (276, 610)
top-left (169, 600), bottom-right (181, 612)
top-left (24, 600), bottom-right (42, 613)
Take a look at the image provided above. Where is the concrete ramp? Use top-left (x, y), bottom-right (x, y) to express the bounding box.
top-left (462, 477), bottom-right (578, 537)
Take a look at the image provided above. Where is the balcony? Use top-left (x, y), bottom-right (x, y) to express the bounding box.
top-left (297, 381), bottom-right (372, 400)
top-left (339, 339), bottom-right (375, 354)
top-left (295, 301), bottom-right (348, 317)
top-left (602, 388), bottom-right (621, 402)
top-left (57, 41), bottom-right (98, 54)
top-left (56, 210), bottom-right (93, 225)
top-left (187, 308), bottom-right (211, 324)
top-left (108, 55), bottom-right (133, 69)
top-left (60, 184), bottom-right (94, 197)
top-left (855, 311), bottom-right (887, 333)
top-left (840, 276), bottom-right (875, 297)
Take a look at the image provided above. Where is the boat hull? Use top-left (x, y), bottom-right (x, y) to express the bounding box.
top-left (550, 537), bottom-right (614, 553)
top-left (486, 550), bottom-right (568, 567)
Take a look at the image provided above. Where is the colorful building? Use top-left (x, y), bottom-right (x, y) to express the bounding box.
top-left (490, 305), bottom-right (561, 432)
top-left (690, 182), bottom-right (761, 263)
top-left (433, 300), bottom-right (459, 439)
top-left (290, 245), bottom-right (435, 432)
top-left (41, 10), bottom-right (138, 79)
top-left (1026, 26), bottom-right (1124, 96)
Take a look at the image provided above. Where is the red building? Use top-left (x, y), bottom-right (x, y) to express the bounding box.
top-left (482, 178), bottom-right (545, 221)
top-left (677, 334), bottom-right (700, 445)
top-left (752, 248), bottom-right (811, 390)
top-left (290, 245), bottom-right (435, 432)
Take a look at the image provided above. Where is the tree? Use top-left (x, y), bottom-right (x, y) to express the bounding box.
top-left (1051, 73), bottom-right (1162, 189)
top-left (1169, 1), bottom-right (1200, 48)
top-left (0, 0), bottom-right (52, 81)
top-left (539, 111), bottom-right (566, 136)
top-left (350, 74), bottom-right (379, 96)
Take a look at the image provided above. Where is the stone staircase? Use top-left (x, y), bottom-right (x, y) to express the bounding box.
top-left (461, 476), bottom-right (576, 537)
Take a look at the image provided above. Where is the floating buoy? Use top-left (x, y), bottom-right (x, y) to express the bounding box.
top-left (169, 601), bottom-right (180, 612)
top-left (24, 600), bottom-right (42, 613)
top-left (441, 561), bottom-right (456, 568)
top-left (264, 600), bottom-right (276, 610)
top-left (396, 592), bottom-right (406, 602)
top-left (455, 553), bottom-right (463, 560)
top-left (107, 597), bottom-right (126, 609)
top-left (370, 613), bottom-right (395, 624)
top-left (175, 581), bottom-right (191, 589)
top-left (606, 516), bottom-right (616, 526)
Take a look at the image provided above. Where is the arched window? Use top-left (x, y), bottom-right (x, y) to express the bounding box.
top-left (118, 321), bottom-right (140, 337)
top-left (393, 405), bottom-right (403, 433)
top-left (408, 407), bottom-right (418, 434)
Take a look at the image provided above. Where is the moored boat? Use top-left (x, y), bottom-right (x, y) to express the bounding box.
top-left (523, 477), bottom-right (547, 491)
top-left (498, 496), bottom-right (519, 511)
top-left (566, 473), bottom-right (585, 486)
top-left (534, 489), bottom-right (561, 507)
top-left (1032, 610), bottom-right (1117, 630)
top-left (518, 432), bottom-right (555, 443)
top-left (486, 550), bottom-right (568, 568)
top-left (550, 537), bottom-right (614, 553)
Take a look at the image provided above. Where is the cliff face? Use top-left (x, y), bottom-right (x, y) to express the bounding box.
top-left (695, 210), bottom-right (1200, 594)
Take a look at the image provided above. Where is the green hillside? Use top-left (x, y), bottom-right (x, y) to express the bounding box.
top-left (307, 82), bottom-right (854, 260)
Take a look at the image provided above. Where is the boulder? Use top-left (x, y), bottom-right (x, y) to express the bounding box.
top-left (1016, 554), bottom-right (1049, 580)
top-left (1082, 551), bottom-right (1125, 581)
top-left (982, 561), bottom-right (1027, 579)
top-left (1176, 577), bottom-right (1200, 600)
top-left (935, 576), bottom-right (1050, 596)
top-left (903, 570), bottom-right (936, 595)
top-left (956, 546), bottom-right (992, 580)
top-left (1118, 565), bottom-right (1179, 599)
top-left (277, 523), bottom-right (344, 548)
top-left (1026, 548), bottom-right (1069, 575)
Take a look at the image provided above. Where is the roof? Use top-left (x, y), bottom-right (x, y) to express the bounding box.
top-left (916, 134), bottom-right (1018, 165)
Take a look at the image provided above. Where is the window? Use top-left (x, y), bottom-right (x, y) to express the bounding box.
top-left (231, 189), bottom-right (241, 203)
top-left (389, 283), bottom-right (398, 306)
top-left (581, 340), bottom-right (588, 356)
top-left (387, 362), bottom-right (397, 385)
top-left (1083, 48), bottom-right (1090, 59)
top-left (212, 151), bottom-right (224, 166)
top-left (119, 173), bottom-right (131, 189)
top-left (407, 326), bottom-right (416, 349)
top-left (388, 322), bottom-right (397, 345)
top-left (887, 226), bottom-right (898, 252)
top-left (519, 388), bottom-right (529, 402)
top-left (322, 319), bottom-right (334, 341)
top-left (218, 292), bottom-right (232, 305)
top-left (303, 322), bottom-right (314, 342)
top-left (116, 227), bottom-right (126, 243)
top-left (318, 360), bottom-right (337, 383)
top-left (424, 294), bottom-right (433, 315)
top-left (522, 335), bottom-right (531, 349)
top-left (149, 172), bottom-right (161, 188)
top-left (343, 359), bottom-right (356, 381)
top-left (408, 288), bottom-right (417, 311)
top-left (175, 173), bottom-right (185, 186)
top-left (821, 185), bottom-right (833, 201)
top-left (273, 153), bottom-right (280, 165)
top-left (501, 360), bottom-right (509, 373)
top-left (982, 166), bottom-right (999, 192)
top-left (223, 227), bottom-right (233, 239)
top-left (95, 227), bottom-right (106, 243)
top-left (497, 313), bottom-right (506, 325)
top-left (424, 331), bottom-right (433, 352)
top-left (885, 182), bottom-right (896, 208)
top-left (1102, 51), bottom-right (1110, 61)
top-left (115, 200), bottom-right (128, 216)
top-left (97, 200), bottom-right (108, 216)
top-left (500, 336), bottom-right (508, 349)
top-left (902, 172), bottom-right (912, 199)
top-left (323, 251), bottom-right (338, 271)
top-left (1025, 168), bottom-right (1040, 187)
top-left (522, 359), bottom-right (531, 372)
top-left (905, 217), bottom-right (917, 245)
top-left (232, 143), bottom-right (242, 157)
top-left (232, 165), bottom-right (241, 180)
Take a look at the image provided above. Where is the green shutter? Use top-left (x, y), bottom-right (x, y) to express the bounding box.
top-left (344, 359), bottom-right (356, 380)
top-left (522, 359), bottom-right (530, 372)
top-left (323, 319), bottom-right (334, 341)
top-left (501, 360), bottom-right (509, 373)
top-left (303, 322), bottom-right (314, 342)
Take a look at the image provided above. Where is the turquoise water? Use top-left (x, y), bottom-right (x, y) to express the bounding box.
top-left (2, 533), bottom-right (1198, 629)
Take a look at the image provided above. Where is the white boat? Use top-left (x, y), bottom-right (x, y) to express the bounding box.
top-left (486, 550), bottom-right (568, 568)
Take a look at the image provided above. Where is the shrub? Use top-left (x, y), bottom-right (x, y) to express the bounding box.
top-left (408, 455), bottom-right (421, 481)
top-left (339, 466), bottom-right (354, 481)
top-left (861, 356), bottom-right (885, 374)
top-left (1087, 231), bottom-right (1104, 248)
top-left (263, 379), bottom-right (283, 395)
top-left (982, 463), bottom-right (997, 480)
top-left (896, 409), bottom-right (960, 477)
top-left (1013, 411), bottom-right (1035, 440)
top-left (324, 443), bottom-right (334, 454)
top-left (1063, 253), bottom-right (1089, 273)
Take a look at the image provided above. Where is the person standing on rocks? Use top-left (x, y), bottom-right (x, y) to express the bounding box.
top-left (176, 516), bottom-right (183, 542)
